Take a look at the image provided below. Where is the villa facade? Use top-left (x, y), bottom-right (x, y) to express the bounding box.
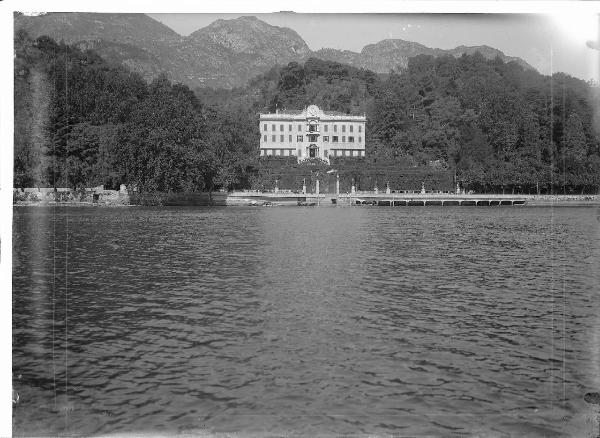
top-left (259, 105), bottom-right (366, 162)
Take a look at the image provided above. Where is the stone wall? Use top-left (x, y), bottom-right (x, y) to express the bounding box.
top-left (13, 187), bottom-right (130, 204)
top-left (126, 191), bottom-right (227, 206)
top-left (13, 188), bottom-right (228, 206)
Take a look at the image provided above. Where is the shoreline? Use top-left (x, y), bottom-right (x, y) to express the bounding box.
top-left (12, 194), bottom-right (600, 208)
top-left (12, 201), bottom-right (134, 207)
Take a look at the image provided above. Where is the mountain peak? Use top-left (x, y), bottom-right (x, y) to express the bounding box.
top-left (234, 16), bottom-right (260, 21)
top-left (447, 45), bottom-right (533, 70)
top-left (15, 12), bottom-right (536, 89)
top-left (189, 15), bottom-right (310, 58)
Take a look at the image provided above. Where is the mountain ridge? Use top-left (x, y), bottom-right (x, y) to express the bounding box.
top-left (15, 12), bottom-right (536, 89)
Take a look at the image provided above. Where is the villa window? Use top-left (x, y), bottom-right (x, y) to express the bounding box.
top-left (324, 149), bottom-right (328, 156)
top-left (334, 125), bottom-right (337, 133)
top-left (350, 150), bottom-right (354, 156)
top-left (280, 124), bottom-right (284, 132)
top-left (350, 125), bottom-right (353, 133)
top-left (309, 125), bottom-right (317, 132)
top-left (333, 150), bottom-right (338, 156)
top-left (323, 136), bottom-right (329, 142)
top-left (263, 124), bottom-right (267, 131)
top-left (342, 136), bottom-right (345, 142)
top-left (272, 135), bottom-right (276, 142)
top-left (349, 136), bottom-right (354, 143)
top-left (308, 134), bottom-right (318, 142)
top-left (289, 135), bottom-right (292, 142)
top-left (298, 149), bottom-right (302, 157)
top-left (359, 136), bottom-right (362, 143)
top-left (272, 124), bottom-right (276, 131)
top-left (342, 125), bottom-right (346, 133)
top-left (289, 124), bottom-right (292, 131)
top-left (324, 125), bottom-right (328, 132)
top-left (359, 125), bottom-right (362, 133)
top-left (298, 124), bottom-right (302, 131)
top-left (332, 136), bottom-right (338, 143)
top-left (263, 135), bottom-right (267, 142)
top-left (297, 135), bottom-right (303, 142)
top-left (280, 135), bottom-right (284, 142)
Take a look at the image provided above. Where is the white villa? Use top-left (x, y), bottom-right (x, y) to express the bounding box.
top-left (259, 104), bottom-right (366, 162)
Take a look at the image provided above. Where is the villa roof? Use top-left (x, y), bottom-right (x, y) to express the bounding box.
top-left (260, 104), bottom-right (365, 121)
top-left (277, 109), bottom-right (303, 115)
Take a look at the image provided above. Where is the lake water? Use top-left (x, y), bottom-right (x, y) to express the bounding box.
top-left (12, 205), bottom-right (600, 436)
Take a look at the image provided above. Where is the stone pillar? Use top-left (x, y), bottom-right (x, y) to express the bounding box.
top-left (316, 179), bottom-right (320, 196)
top-left (374, 186), bottom-right (379, 195)
top-left (421, 181), bottom-right (426, 194)
top-left (386, 182), bottom-right (391, 195)
top-left (336, 173), bottom-right (340, 196)
top-left (274, 180), bottom-right (279, 194)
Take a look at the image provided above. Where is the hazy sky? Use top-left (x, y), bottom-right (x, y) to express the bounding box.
top-left (149, 12), bottom-right (599, 82)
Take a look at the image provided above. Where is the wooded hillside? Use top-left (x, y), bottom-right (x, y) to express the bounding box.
top-left (14, 32), bottom-right (600, 194)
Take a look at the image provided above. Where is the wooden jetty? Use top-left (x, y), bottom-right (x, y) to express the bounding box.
top-left (226, 191), bottom-right (599, 207)
top-left (340, 193), bottom-right (527, 206)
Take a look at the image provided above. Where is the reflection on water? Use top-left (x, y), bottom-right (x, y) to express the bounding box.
top-left (12, 206), bottom-right (600, 436)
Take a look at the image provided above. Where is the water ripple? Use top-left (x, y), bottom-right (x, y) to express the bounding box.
top-left (12, 206), bottom-right (600, 436)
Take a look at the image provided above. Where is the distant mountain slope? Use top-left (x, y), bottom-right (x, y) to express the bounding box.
top-left (447, 45), bottom-right (532, 70)
top-left (316, 39), bottom-right (533, 73)
top-left (15, 13), bottom-right (535, 89)
top-left (14, 12), bottom-right (187, 84)
top-left (313, 48), bottom-right (361, 66)
top-left (15, 12), bottom-right (181, 45)
top-left (184, 16), bottom-right (312, 87)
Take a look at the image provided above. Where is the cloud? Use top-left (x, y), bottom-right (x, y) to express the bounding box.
top-left (587, 40), bottom-right (600, 51)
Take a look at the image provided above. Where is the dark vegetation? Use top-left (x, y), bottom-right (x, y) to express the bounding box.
top-left (14, 32), bottom-right (600, 194)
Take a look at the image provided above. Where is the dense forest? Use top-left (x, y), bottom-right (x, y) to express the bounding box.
top-left (14, 31), bottom-right (257, 193)
top-left (14, 31), bottom-right (600, 194)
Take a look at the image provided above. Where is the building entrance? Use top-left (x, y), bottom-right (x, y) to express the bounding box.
top-left (308, 144), bottom-right (318, 158)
